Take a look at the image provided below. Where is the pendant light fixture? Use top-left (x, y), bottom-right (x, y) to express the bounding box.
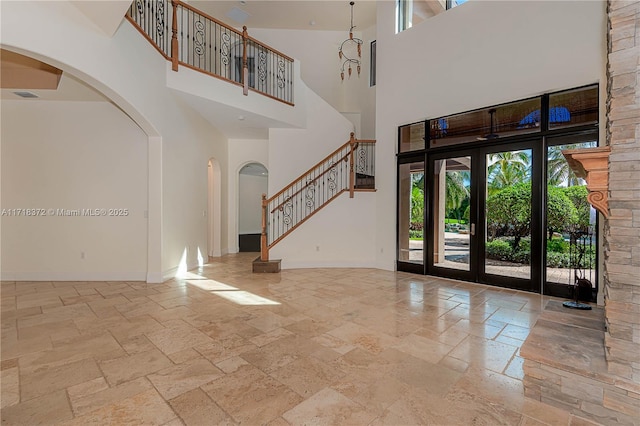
top-left (338, 1), bottom-right (363, 81)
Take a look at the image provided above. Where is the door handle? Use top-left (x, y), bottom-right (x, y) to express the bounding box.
top-left (470, 223), bottom-right (475, 236)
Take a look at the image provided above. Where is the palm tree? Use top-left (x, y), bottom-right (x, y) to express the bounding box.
top-left (547, 143), bottom-right (593, 187)
top-left (446, 171), bottom-right (470, 216)
top-left (487, 150), bottom-right (531, 194)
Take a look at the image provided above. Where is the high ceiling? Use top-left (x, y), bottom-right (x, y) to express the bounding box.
top-left (191, 1), bottom-right (377, 32)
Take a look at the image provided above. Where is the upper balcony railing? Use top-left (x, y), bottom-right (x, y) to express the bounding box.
top-left (126, 0), bottom-right (294, 105)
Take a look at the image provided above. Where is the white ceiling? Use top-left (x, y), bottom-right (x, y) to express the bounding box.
top-left (191, 1), bottom-right (377, 32)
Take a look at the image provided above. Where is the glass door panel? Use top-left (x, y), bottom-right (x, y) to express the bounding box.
top-left (545, 139), bottom-right (597, 301)
top-left (398, 161), bottom-right (425, 267)
top-left (484, 149), bottom-right (533, 280)
top-left (431, 156), bottom-right (471, 273)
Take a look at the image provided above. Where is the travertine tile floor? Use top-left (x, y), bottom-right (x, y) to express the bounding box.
top-left (1, 253), bottom-right (598, 425)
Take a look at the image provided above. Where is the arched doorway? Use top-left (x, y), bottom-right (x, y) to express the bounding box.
top-left (238, 162), bottom-right (268, 252)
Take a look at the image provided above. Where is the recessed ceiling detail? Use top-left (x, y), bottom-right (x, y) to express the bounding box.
top-left (1, 49), bottom-right (63, 90)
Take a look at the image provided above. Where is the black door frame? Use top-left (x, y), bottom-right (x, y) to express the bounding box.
top-left (423, 139), bottom-right (542, 293)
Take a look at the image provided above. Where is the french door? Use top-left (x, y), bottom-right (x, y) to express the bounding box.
top-left (398, 140), bottom-right (543, 293)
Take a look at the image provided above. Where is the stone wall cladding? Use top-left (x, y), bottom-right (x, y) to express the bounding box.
top-left (605, 0), bottom-right (640, 385)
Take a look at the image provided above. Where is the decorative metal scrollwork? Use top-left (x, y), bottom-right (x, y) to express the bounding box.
top-left (305, 179), bottom-right (316, 209)
top-left (357, 147), bottom-right (367, 174)
top-left (280, 196), bottom-right (293, 226)
top-left (136, 0), bottom-right (144, 15)
top-left (277, 59), bottom-right (286, 89)
top-left (194, 20), bottom-right (205, 56)
top-left (258, 52), bottom-right (267, 83)
top-left (221, 33), bottom-right (230, 66)
top-left (327, 161), bottom-right (338, 192)
top-left (156, 0), bottom-right (165, 37)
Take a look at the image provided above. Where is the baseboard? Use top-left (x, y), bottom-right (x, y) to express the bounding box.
top-left (279, 260), bottom-right (377, 270)
top-left (0, 271), bottom-right (147, 282)
top-left (162, 260), bottom-right (200, 281)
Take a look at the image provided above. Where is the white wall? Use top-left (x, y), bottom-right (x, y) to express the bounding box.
top-left (1, 1), bottom-right (230, 281)
top-left (1, 101), bottom-right (148, 280)
top-left (238, 174), bottom-right (268, 234)
top-left (272, 193), bottom-right (377, 269)
top-left (249, 28), bottom-right (369, 117)
top-left (374, 0), bottom-right (607, 270)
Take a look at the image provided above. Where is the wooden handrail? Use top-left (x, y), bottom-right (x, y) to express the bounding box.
top-left (173, 0), bottom-right (243, 36)
top-left (267, 189), bottom-right (348, 249)
top-left (267, 141), bottom-right (353, 203)
top-left (244, 34), bottom-right (295, 63)
top-left (269, 152), bottom-right (350, 214)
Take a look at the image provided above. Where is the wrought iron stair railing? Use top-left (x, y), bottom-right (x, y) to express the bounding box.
top-left (260, 133), bottom-right (376, 261)
top-left (126, 0), bottom-right (294, 105)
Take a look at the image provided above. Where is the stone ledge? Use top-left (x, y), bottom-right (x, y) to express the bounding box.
top-left (521, 301), bottom-right (640, 424)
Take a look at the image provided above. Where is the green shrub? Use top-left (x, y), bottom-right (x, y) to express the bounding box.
top-left (547, 238), bottom-right (569, 253)
top-left (409, 230), bottom-right (423, 239)
top-left (546, 252), bottom-right (572, 268)
top-left (486, 239), bottom-right (513, 261)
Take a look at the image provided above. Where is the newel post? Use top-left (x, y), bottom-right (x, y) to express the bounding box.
top-left (260, 193), bottom-right (269, 261)
top-left (171, 0), bottom-right (179, 71)
top-left (242, 26), bottom-right (249, 96)
top-left (349, 132), bottom-right (356, 198)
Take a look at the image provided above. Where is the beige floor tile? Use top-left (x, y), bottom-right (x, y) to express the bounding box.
top-left (169, 388), bottom-right (235, 426)
top-left (70, 376), bottom-right (152, 416)
top-left (282, 387), bottom-right (376, 426)
top-left (391, 333), bottom-right (454, 364)
top-left (66, 377), bottom-right (109, 401)
top-left (202, 364), bottom-right (302, 424)
top-left (449, 335), bottom-right (518, 374)
top-left (147, 357), bottom-right (223, 400)
top-left (0, 254), bottom-right (603, 425)
top-left (327, 322), bottom-right (399, 354)
top-left (146, 319), bottom-right (213, 355)
top-left (1, 366), bottom-right (20, 408)
top-left (215, 355), bottom-right (250, 373)
top-left (99, 348), bottom-right (173, 385)
top-left (270, 356), bottom-right (346, 398)
top-left (19, 332), bottom-right (124, 375)
top-left (0, 390), bottom-right (73, 425)
top-left (20, 358), bottom-right (102, 402)
top-left (64, 388), bottom-right (177, 425)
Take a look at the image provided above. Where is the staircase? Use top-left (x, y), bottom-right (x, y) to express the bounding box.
top-left (126, 1), bottom-right (376, 271)
top-left (255, 133), bottom-right (375, 271)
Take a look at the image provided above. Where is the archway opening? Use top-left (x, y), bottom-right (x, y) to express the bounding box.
top-left (238, 162), bottom-right (268, 252)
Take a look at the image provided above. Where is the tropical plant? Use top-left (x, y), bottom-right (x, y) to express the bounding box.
top-left (547, 143), bottom-right (594, 187)
top-left (547, 185), bottom-right (578, 238)
top-left (486, 182), bottom-right (532, 249)
top-left (446, 171), bottom-right (470, 215)
top-left (410, 184), bottom-right (424, 224)
top-left (562, 185), bottom-right (591, 232)
top-left (487, 151), bottom-right (531, 195)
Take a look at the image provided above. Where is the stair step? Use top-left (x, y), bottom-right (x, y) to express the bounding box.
top-left (253, 257), bottom-right (281, 273)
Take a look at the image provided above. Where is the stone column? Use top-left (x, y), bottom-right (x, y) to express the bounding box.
top-left (604, 0), bottom-right (640, 387)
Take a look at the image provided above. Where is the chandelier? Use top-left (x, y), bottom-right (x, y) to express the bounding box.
top-left (338, 1), bottom-right (362, 81)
